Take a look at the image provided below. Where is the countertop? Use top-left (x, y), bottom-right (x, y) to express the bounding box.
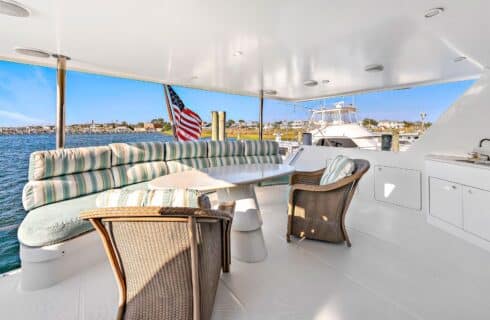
top-left (426, 154), bottom-right (490, 170)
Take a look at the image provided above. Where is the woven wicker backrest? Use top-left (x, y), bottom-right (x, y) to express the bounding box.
top-left (352, 159), bottom-right (370, 179)
top-left (81, 206), bottom-right (234, 320)
top-left (287, 158), bottom-right (370, 245)
top-left (107, 219), bottom-right (221, 320)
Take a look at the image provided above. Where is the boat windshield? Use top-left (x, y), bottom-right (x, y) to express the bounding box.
top-left (310, 105), bottom-right (358, 125)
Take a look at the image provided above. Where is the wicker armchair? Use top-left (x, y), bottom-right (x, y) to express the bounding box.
top-left (81, 201), bottom-right (234, 320)
top-left (287, 159), bottom-right (370, 246)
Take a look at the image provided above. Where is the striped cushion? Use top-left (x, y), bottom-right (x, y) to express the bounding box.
top-left (166, 158), bottom-right (209, 173)
top-left (28, 146), bottom-right (111, 180)
top-left (96, 189), bottom-right (204, 208)
top-left (109, 142), bottom-right (165, 166)
top-left (165, 141), bottom-right (207, 160)
top-left (145, 189), bottom-right (204, 207)
top-left (209, 156), bottom-right (247, 167)
top-left (243, 140), bottom-right (279, 156)
top-left (22, 169), bottom-right (114, 211)
top-left (245, 155), bottom-right (283, 164)
top-left (207, 141), bottom-right (243, 157)
top-left (112, 161), bottom-right (168, 188)
top-left (320, 155), bottom-right (355, 185)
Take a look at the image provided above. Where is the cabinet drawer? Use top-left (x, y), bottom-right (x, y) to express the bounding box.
top-left (463, 186), bottom-right (490, 241)
top-left (429, 177), bottom-right (463, 227)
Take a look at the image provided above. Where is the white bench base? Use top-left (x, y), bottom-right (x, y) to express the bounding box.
top-left (19, 231), bottom-right (107, 291)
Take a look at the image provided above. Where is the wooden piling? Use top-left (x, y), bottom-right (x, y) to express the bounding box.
top-left (211, 111), bottom-right (218, 141)
top-left (218, 111), bottom-right (226, 141)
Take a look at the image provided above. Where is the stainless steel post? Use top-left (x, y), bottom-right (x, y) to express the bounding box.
top-left (258, 90), bottom-right (264, 141)
top-left (55, 56), bottom-right (67, 149)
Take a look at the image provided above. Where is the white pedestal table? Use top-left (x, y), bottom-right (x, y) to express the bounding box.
top-left (148, 163), bottom-right (295, 262)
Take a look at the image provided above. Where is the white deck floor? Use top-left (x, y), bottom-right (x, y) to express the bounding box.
top-left (1, 185), bottom-right (490, 319)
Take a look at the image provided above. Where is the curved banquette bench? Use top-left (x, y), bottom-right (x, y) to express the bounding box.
top-left (17, 140), bottom-right (282, 290)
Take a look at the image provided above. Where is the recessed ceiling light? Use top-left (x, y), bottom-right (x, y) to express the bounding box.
top-left (454, 56), bottom-right (467, 62)
top-left (14, 47), bottom-right (50, 58)
top-left (233, 51), bottom-right (243, 56)
top-left (365, 64), bottom-right (384, 72)
top-left (303, 80), bottom-right (318, 87)
top-left (0, 0), bottom-right (29, 17)
top-left (51, 54), bottom-right (71, 60)
top-left (424, 7), bottom-right (444, 18)
top-left (262, 89), bottom-right (277, 95)
top-left (322, 80), bottom-right (330, 84)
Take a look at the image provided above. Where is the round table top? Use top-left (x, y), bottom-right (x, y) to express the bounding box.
top-left (149, 163), bottom-right (295, 191)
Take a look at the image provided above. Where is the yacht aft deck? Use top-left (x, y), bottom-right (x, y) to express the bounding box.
top-left (2, 185), bottom-right (489, 320)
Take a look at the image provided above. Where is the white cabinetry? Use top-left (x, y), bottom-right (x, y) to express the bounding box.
top-left (463, 186), bottom-right (490, 241)
top-left (426, 158), bottom-right (490, 251)
top-left (429, 178), bottom-right (462, 228)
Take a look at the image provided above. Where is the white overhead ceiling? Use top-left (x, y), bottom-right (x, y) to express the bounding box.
top-left (0, 0), bottom-right (488, 100)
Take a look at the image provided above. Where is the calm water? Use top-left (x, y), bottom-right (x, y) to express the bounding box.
top-left (0, 133), bottom-right (173, 274)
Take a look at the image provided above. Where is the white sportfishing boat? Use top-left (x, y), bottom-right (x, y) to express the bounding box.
top-left (307, 102), bottom-right (379, 149)
top-left (1, 1), bottom-right (490, 320)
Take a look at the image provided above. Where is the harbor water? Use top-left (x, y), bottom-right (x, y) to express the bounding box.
top-left (0, 133), bottom-right (173, 274)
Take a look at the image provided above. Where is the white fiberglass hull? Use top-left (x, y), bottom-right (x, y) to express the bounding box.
top-left (310, 123), bottom-right (379, 149)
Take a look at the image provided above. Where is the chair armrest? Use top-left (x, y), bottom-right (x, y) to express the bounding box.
top-left (80, 206), bottom-right (233, 222)
top-left (289, 168), bottom-right (325, 185)
top-left (289, 174), bottom-right (357, 196)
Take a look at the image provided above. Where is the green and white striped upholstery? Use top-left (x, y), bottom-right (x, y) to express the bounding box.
top-left (207, 141), bottom-right (245, 167)
top-left (165, 141), bottom-right (207, 160)
top-left (28, 146), bottom-right (111, 180)
top-left (209, 156), bottom-right (247, 167)
top-left (207, 140), bottom-right (243, 157)
top-left (320, 155), bottom-right (355, 185)
top-left (166, 158), bottom-right (209, 173)
top-left (243, 140), bottom-right (279, 156)
top-left (96, 189), bottom-right (204, 208)
top-left (109, 142), bottom-right (166, 166)
top-left (112, 161), bottom-right (168, 188)
top-left (245, 154), bottom-right (283, 164)
top-left (96, 189), bottom-right (148, 207)
top-left (22, 169), bottom-right (114, 211)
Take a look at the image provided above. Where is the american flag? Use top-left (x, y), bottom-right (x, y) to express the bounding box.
top-left (166, 85), bottom-right (202, 141)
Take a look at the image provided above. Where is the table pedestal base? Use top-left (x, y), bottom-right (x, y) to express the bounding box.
top-left (230, 229), bottom-right (267, 263)
top-left (216, 184), bottom-right (267, 263)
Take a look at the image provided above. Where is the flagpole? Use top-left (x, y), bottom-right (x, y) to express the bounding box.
top-left (163, 84), bottom-right (177, 139)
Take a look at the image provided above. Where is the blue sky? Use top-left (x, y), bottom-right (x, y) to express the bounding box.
top-left (0, 60), bottom-right (476, 127)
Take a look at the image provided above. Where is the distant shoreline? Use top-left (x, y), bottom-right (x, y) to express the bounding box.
top-left (0, 132), bottom-right (172, 136)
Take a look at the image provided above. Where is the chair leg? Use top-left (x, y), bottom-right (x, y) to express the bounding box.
top-left (220, 221), bottom-right (229, 273)
top-left (345, 236), bottom-right (352, 248)
top-left (341, 222), bottom-right (352, 247)
top-left (286, 202), bottom-right (294, 243)
top-left (225, 221), bottom-right (231, 271)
